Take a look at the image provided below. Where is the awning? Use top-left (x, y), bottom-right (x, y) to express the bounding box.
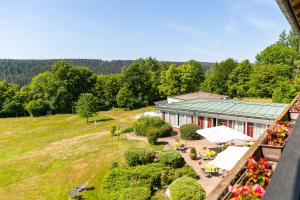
top-left (208, 146), bottom-right (249, 171)
top-left (197, 126), bottom-right (252, 144)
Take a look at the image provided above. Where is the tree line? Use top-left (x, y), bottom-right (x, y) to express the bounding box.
top-left (0, 29), bottom-right (299, 118)
top-left (0, 58), bottom-right (205, 117)
top-left (0, 59), bottom-right (214, 86)
top-left (201, 29), bottom-right (300, 103)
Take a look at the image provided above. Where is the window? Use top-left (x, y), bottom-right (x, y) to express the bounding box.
top-left (178, 114), bottom-right (186, 126)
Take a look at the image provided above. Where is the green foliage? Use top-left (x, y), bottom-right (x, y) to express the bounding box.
top-left (25, 99), bottom-right (49, 117)
top-left (119, 187), bottom-right (151, 200)
top-left (168, 177), bottom-right (206, 200)
top-left (226, 60), bottom-right (252, 97)
top-left (248, 64), bottom-right (293, 98)
top-left (122, 126), bottom-right (134, 133)
top-left (272, 80), bottom-right (297, 103)
top-left (256, 43), bottom-right (297, 65)
top-left (147, 128), bottom-right (160, 144)
top-left (190, 147), bottom-right (196, 154)
top-left (110, 125), bottom-right (117, 136)
top-left (132, 117), bottom-right (166, 136)
top-left (159, 123), bottom-right (173, 137)
top-left (158, 60), bottom-right (204, 96)
top-left (116, 85), bottom-right (139, 109)
top-left (160, 165), bottom-right (197, 186)
top-left (76, 93), bottom-right (98, 122)
top-left (158, 150), bottom-right (185, 168)
top-left (179, 124), bottom-right (199, 140)
top-left (202, 150), bottom-right (217, 158)
top-left (201, 58), bottom-right (238, 94)
top-left (124, 148), bottom-right (156, 166)
top-left (102, 164), bottom-right (162, 198)
top-left (110, 160), bottom-right (119, 169)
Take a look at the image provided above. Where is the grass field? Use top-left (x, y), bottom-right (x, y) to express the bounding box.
top-left (0, 107), bottom-right (161, 199)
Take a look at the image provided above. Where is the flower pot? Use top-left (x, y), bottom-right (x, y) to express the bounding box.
top-left (189, 153), bottom-right (197, 160)
top-left (260, 144), bottom-right (283, 162)
top-left (289, 112), bottom-right (299, 121)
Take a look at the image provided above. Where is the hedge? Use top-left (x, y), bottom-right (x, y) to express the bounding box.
top-left (102, 164), bottom-right (162, 196)
top-left (119, 187), bottom-right (151, 200)
top-left (161, 165), bottom-right (197, 186)
top-left (147, 128), bottom-right (160, 144)
top-left (158, 150), bottom-right (185, 168)
top-left (124, 148), bottom-right (156, 166)
top-left (169, 177), bottom-right (206, 200)
top-left (132, 117), bottom-right (172, 137)
top-left (179, 124), bottom-right (199, 140)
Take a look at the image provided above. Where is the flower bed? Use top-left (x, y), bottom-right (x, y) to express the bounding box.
top-left (289, 95), bottom-right (300, 120)
top-left (261, 121), bottom-right (292, 161)
top-left (228, 157), bottom-right (273, 200)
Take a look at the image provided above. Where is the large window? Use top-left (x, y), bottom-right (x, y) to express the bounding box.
top-left (169, 114), bottom-right (177, 127)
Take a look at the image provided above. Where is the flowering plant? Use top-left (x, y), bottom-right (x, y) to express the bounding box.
top-left (265, 121), bottom-right (291, 146)
top-left (245, 157), bottom-right (272, 187)
top-left (229, 184), bottom-right (265, 200)
top-left (290, 99), bottom-right (300, 112)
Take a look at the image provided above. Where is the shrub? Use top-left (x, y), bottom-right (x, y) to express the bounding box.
top-left (133, 117), bottom-right (166, 136)
top-left (159, 123), bottom-right (173, 137)
top-left (190, 147), bottom-right (196, 154)
top-left (110, 160), bottom-right (119, 169)
top-left (179, 124), bottom-right (199, 140)
top-left (124, 148), bottom-right (156, 166)
top-left (110, 125), bottom-right (117, 136)
top-left (169, 177), bottom-right (206, 200)
top-left (119, 187), bottom-right (151, 200)
top-left (25, 99), bottom-right (49, 117)
top-left (158, 150), bottom-right (185, 168)
top-left (122, 126), bottom-right (134, 133)
top-left (102, 164), bottom-right (162, 195)
top-left (147, 128), bottom-right (160, 144)
top-left (161, 165), bottom-right (197, 186)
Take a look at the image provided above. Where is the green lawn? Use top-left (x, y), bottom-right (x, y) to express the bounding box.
top-left (0, 107), bottom-right (161, 199)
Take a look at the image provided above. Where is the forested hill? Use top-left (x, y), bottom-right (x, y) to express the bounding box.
top-left (0, 59), bottom-right (214, 86)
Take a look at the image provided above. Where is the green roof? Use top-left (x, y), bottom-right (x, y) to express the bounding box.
top-left (158, 98), bottom-right (288, 120)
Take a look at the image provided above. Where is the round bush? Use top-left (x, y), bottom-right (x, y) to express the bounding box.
top-left (147, 128), bottom-right (160, 144)
top-left (169, 177), bottom-right (206, 200)
top-left (159, 150), bottom-right (185, 168)
top-left (133, 117), bottom-right (167, 136)
top-left (124, 148), bottom-right (155, 166)
top-left (161, 165), bottom-right (197, 186)
top-left (119, 187), bottom-right (151, 200)
top-left (179, 124), bottom-right (199, 140)
top-left (159, 123), bottom-right (173, 137)
top-left (25, 99), bottom-right (49, 117)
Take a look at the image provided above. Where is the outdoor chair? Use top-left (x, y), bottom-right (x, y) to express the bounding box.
top-left (68, 189), bottom-right (79, 200)
top-left (76, 181), bottom-right (90, 192)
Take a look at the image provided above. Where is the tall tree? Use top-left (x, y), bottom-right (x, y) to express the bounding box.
top-left (201, 58), bottom-right (237, 95)
top-left (256, 43), bottom-right (297, 66)
top-left (226, 60), bottom-right (252, 97)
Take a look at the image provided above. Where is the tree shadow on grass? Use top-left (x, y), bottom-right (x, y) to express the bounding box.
top-left (88, 118), bottom-right (113, 124)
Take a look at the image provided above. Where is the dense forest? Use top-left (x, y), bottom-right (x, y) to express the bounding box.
top-left (0, 59), bottom-right (214, 86)
top-left (0, 29), bottom-right (300, 118)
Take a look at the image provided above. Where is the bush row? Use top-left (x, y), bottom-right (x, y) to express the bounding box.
top-left (124, 149), bottom-right (156, 166)
top-left (179, 124), bottom-right (199, 140)
top-left (102, 163), bottom-right (197, 199)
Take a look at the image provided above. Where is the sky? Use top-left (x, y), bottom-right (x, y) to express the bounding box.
top-left (0, 0), bottom-right (291, 62)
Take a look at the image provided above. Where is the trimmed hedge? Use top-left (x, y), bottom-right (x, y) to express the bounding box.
top-left (159, 123), bottom-right (173, 137)
top-left (119, 187), bottom-right (151, 200)
top-left (161, 165), bottom-right (197, 186)
top-left (147, 128), bottom-right (160, 144)
top-left (179, 124), bottom-right (199, 140)
top-left (124, 148), bottom-right (156, 166)
top-left (169, 177), bottom-right (206, 200)
top-left (102, 164), bottom-right (162, 198)
top-left (158, 150), bottom-right (185, 168)
top-left (133, 117), bottom-right (172, 137)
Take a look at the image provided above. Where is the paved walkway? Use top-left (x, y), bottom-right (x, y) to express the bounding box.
top-left (126, 133), bottom-right (224, 196)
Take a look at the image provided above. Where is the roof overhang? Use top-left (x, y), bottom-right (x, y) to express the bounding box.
top-left (276, 0), bottom-right (300, 37)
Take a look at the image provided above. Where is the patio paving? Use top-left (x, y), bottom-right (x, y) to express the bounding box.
top-left (126, 133), bottom-right (224, 196)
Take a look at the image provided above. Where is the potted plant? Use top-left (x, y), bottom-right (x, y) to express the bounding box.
top-left (189, 147), bottom-right (197, 160)
top-left (289, 100), bottom-right (300, 120)
top-left (260, 121), bottom-right (291, 161)
top-left (201, 150), bottom-right (217, 160)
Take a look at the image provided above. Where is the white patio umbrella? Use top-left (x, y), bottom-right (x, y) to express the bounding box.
top-left (208, 146), bottom-right (249, 171)
top-left (196, 126), bottom-right (252, 144)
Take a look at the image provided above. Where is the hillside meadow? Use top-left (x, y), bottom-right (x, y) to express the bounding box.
top-left (0, 107), bottom-right (162, 199)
